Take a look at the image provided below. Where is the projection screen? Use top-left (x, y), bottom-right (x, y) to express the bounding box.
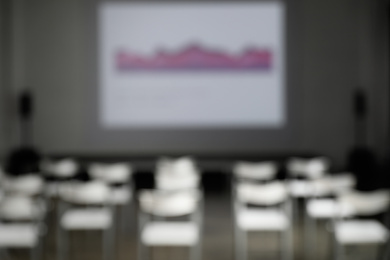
top-left (99, 2), bottom-right (285, 129)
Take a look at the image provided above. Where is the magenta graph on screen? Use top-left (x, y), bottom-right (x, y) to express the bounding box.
top-left (116, 44), bottom-right (272, 71)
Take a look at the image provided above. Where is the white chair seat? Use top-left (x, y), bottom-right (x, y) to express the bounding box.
top-left (142, 221), bottom-right (198, 246)
top-left (61, 208), bottom-right (112, 230)
top-left (238, 208), bottom-right (289, 231)
top-left (307, 199), bottom-right (339, 218)
top-left (335, 220), bottom-right (389, 244)
top-left (59, 181), bottom-right (111, 205)
top-left (3, 174), bottom-right (44, 196)
top-left (307, 199), bottom-right (356, 219)
top-left (289, 180), bottom-right (313, 198)
top-left (109, 186), bottom-right (132, 205)
top-left (339, 190), bottom-right (390, 216)
top-left (0, 223), bottom-right (39, 247)
top-left (0, 196), bottom-right (46, 221)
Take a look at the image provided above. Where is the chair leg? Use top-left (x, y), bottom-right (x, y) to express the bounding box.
top-left (138, 240), bottom-right (149, 260)
top-left (292, 198), bottom-right (299, 225)
top-left (190, 238), bottom-right (202, 260)
top-left (235, 227), bottom-right (247, 260)
top-left (333, 237), bottom-right (343, 260)
top-left (103, 224), bottom-right (115, 260)
top-left (305, 212), bottom-right (316, 260)
top-left (31, 239), bottom-right (42, 260)
top-left (384, 243), bottom-right (390, 260)
top-left (0, 249), bottom-right (11, 260)
top-left (120, 201), bottom-right (132, 234)
top-left (57, 200), bottom-right (68, 260)
top-left (282, 226), bottom-right (293, 260)
top-left (304, 206), bottom-right (311, 260)
top-left (120, 205), bottom-right (126, 234)
top-left (376, 241), bottom-right (390, 260)
top-left (57, 226), bottom-right (68, 260)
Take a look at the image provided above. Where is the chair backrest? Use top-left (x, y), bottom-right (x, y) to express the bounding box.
top-left (233, 161), bottom-right (278, 181)
top-left (2, 174), bottom-right (44, 196)
top-left (339, 189), bottom-right (390, 217)
top-left (42, 158), bottom-right (78, 178)
top-left (58, 180), bottom-right (111, 205)
top-left (89, 162), bottom-right (132, 184)
top-left (287, 157), bottom-right (330, 179)
top-left (139, 189), bottom-right (200, 217)
top-left (236, 181), bottom-right (288, 206)
top-left (155, 157), bottom-right (200, 190)
top-left (156, 156), bottom-right (198, 177)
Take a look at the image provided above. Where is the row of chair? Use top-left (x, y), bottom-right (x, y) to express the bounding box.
top-left (0, 156), bottom-right (389, 260)
top-left (0, 159), bottom-right (133, 260)
top-left (233, 157), bottom-right (390, 260)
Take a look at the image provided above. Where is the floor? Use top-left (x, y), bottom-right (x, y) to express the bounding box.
top-left (3, 172), bottom-right (384, 260)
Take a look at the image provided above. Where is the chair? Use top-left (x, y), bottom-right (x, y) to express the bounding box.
top-left (304, 173), bottom-right (357, 259)
top-left (137, 188), bottom-right (203, 260)
top-left (233, 180), bottom-right (293, 260)
top-left (0, 173), bottom-right (46, 260)
top-left (89, 162), bottom-right (133, 203)
top-left (89, 162), bottom-right (133, 231)
top-left (155, 157), bottom-right (200, 191)
top-left (333, 189), bottom-right (390, 260)
top-left (57, 180), bottom-right (115, 260)
top-left (41, 158), bottom-right (78, 197)
top-left (287, 157), bottom-right (330, 198)
top-left (287, 157), bottom-right (331, 225)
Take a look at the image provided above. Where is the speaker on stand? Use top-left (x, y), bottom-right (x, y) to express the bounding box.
top-left (347, 88), bottom-right (377, 191)
top-left (18, 89), bottom-right (33, 147)
top-left (5, 90), bottom-right (41, 176)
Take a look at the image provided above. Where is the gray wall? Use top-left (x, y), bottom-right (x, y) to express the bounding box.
top-left (3, 0), bottom-right (386, 167)
top-left (0, 0), bottom-right (19, 159)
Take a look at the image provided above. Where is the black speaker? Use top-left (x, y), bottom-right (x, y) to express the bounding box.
top-left (353, 89), bottom-right (367, 119)
top-left (19, 90), bottom-right (33, 119)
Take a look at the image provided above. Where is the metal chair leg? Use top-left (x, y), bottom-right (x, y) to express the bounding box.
top-left (103, 222), bottom-right (115, 260)
top-left (376, 241), bottom-right (390, 260)
top-left (334, 238), bottom-right (343, 260)
top-left (190, 234), bottom-right (202, 260)
top-left (138, 240), bottom-right (149, 260)
top-left (234, 224), bottom-right (241, 260)
top-left (304, 205), bottom-right (311, 260)
top-left (0, 249), bottom-right (11, 260)
top-left (235, 228), bottom-right (247, 260)
top-left (57, 226), bottom-right (68, 260)
top-left (282, 225), bottom-right (293, 260)
top-left (305, 213), bottom-right (317, 260)
top-left (118, 192), bottom-right (132, 232)
top-left (31, 239), bottom-right (42, 260)
top-left (120, 205), bottom-right (127, 234)
top-left (383, 242), bottom-right (390, 260)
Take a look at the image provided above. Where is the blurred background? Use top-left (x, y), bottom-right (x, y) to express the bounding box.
top-left (0, 0), bottom-right (389, 259)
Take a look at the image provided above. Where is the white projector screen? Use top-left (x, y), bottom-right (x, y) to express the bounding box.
top-left (99, 2), bottom-right (285, 128)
